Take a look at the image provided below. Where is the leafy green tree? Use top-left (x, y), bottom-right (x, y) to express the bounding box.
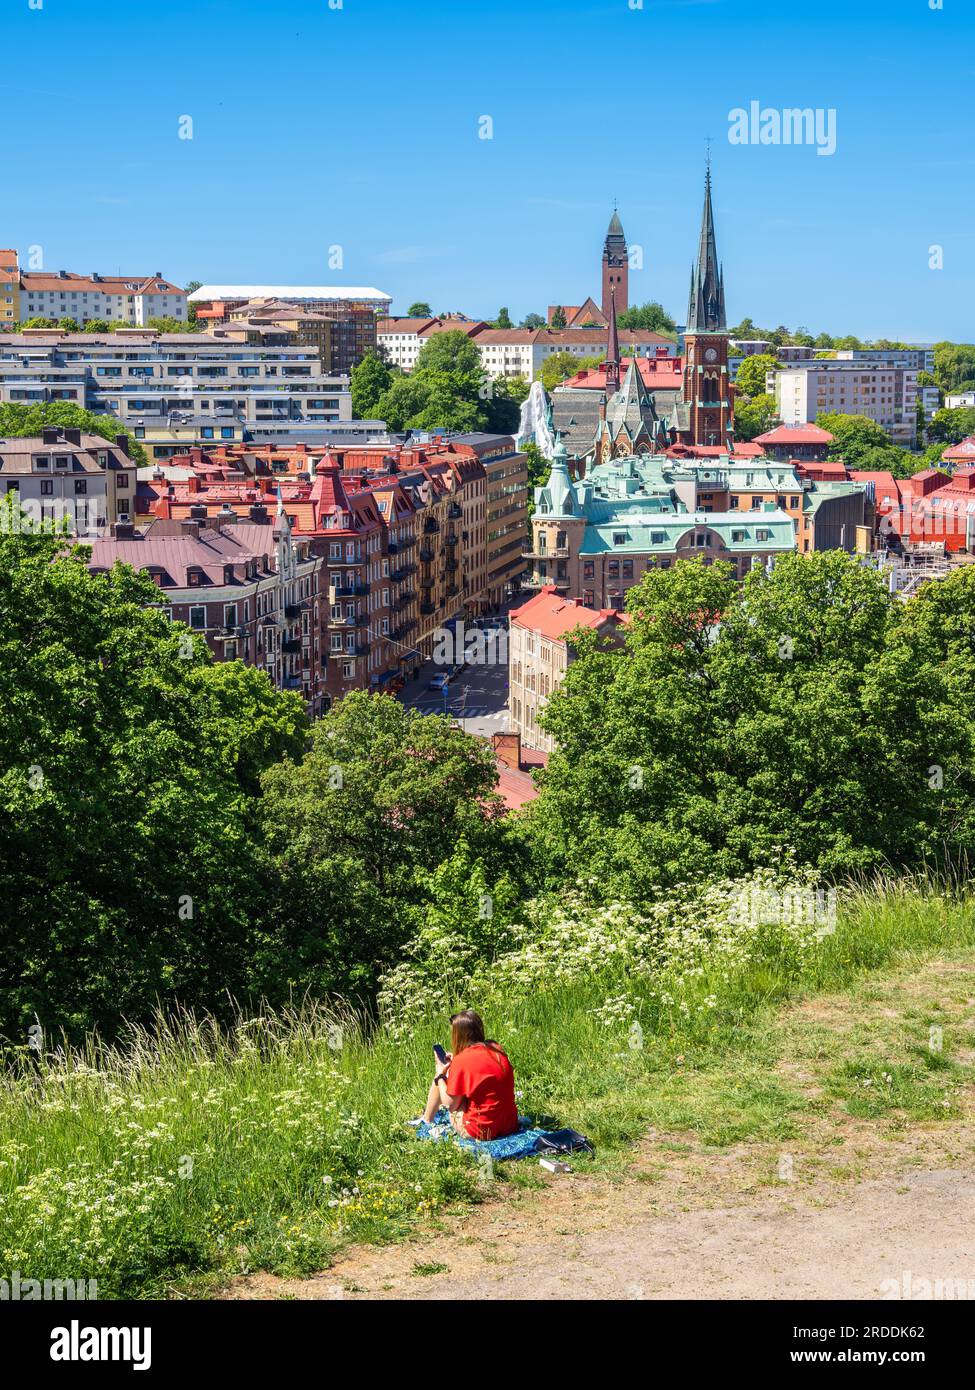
top-left (255, 693), bottom-right (506, 998)
top-left (818, 412), bottom-right (894, 466)
top-left (523, 552), bottom-right (975, 899)
top-left (933, 342), bottom-right (975, 395)
top-left (58, 319), bottom-right (79, 332)
top-left (18, 317), bottom-right (58, 328)
top-left (550, 306), bottom-right (567, 329)
top-left (147, 316), bottom-right (191, 333)
top-left (184, 283), bottom-right (202, 327)
top-left (617, 301), bottom-right (677, 335)
top-left (0, 512), bottom-right (308, 1041)
top-left (0, 402), bottom-right (148, 467)
top-left (495, 307), bottom-right (513, 329)
top-left (734, 393), bottom-right (779, 442)
top-left (928, 406), bottom-right (975, 445)
top-left (351, 350), bottom-right (394, 419)
top-left (407, 301), bottom-right (432, 318)
top-left (520, 312), bottom-right (545, 329)
top-left (735, 353), bottom-right (779, 400)
top-left (484, 375), bottom-right (529, 434)
top-left (83, 318), bottom-right (110, 333)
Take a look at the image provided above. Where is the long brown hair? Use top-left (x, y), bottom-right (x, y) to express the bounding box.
top-left (450, 1009), bottom-right (503, 1056)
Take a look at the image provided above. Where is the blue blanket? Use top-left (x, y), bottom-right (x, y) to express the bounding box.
top-left (413, 1108), bottom-right (547, 1161)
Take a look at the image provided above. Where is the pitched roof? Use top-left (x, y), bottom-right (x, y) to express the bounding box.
top-left (510, 585), bottom-right (623, 640)
top-left (754, 423), bottom-right (835, 446)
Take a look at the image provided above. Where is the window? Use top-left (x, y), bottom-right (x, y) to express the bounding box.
top-left (756, 528), bottom-right (771, 542)
top-left (74, 479), bottom-right (87, 494)
top-left (612, 532), bottom-right (626, 546)
top-left (189, 606), bottom-right (206, 629)
top-left (732, 529), bottom-right (745, 543)
top-left (40, 479), bottom-right (54, 495)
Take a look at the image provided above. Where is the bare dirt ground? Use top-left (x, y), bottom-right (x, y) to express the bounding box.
top-left (224, 958), bottom-right (975, 1301)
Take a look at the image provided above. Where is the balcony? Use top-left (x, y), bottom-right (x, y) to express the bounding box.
top-left (391, 593), bottom-right (415, 612)
top-left (523, 544), bottom-right (570, 560)
top-left (447, 502), bottom-right (462, 519)
top-left (282, 637), bottom-right (302, 654)
top-left (444, 532), bottom-right (458, 546)
top-left (419, 545), bottom-right (435, 562)
top-left (420, 601), bottom-right (435, 616)
top-left (423, 517), bottom-right (439, 535)
top-left (446, 584), bottom-right (459, 598)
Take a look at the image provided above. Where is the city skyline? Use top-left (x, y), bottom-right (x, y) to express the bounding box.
top-left (6, 0), bottom-right (973, 342)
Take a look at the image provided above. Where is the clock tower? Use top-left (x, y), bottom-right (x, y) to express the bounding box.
top-left (682, 166), bottom-right (733, 448)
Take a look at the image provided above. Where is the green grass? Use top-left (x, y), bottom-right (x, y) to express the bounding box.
top-left (1, 875), bottom-right (973, 1298)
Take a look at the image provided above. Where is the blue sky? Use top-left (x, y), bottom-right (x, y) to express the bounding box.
top-left (6, 0), bottom-right (973, 340)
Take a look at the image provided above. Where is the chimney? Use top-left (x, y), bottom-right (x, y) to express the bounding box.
top-left (189, 502), bottom-right (208, 522)
top-left (180, 518), bottom-right (204, 538)
top-left (492, 730), bottom-right (522, 771)
top-left (114, 433), bottom-right (130, 457)
top-left (63, 427), bottom-right (82, 446)
top-left (111, 518), bottom-right (136, 540)
top-left (42, 426), bottom-right (59, 445)
top-left (249, 503), bottom-right (269, 523)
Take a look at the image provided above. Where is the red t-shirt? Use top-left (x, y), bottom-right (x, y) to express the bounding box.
top-left (446, 1043), bottom-right (518, 1140)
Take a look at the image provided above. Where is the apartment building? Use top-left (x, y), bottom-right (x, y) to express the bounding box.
top-left (473, 327), bottom-right (677, 382)
top-left (191, 285), bottom-right (389, 372)
top-left (0, 427), bottom-right (136, 535)
top-left (0, 332), bottom-right (351, 429)
top-left (88, 505), bottom-right (326, 713)
top-left (834, 346), bottom-right (935, 374)
top-left (509, 586), bottom-right (626, 753)
top-left (524, 440), bottom-right (869, 603)
top-left (209, 297), bottom-right (379, 375)
top-left (16, 269), bottom-right (186, 325)
top-left (0, 251), bottom-right (19, 327)
top-left (946, 392), bottom-right (975, 410)
top-left (773, 361), bottom-right (920, 447)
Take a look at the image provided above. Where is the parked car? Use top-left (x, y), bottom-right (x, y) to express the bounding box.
top-left (428, 672), bottom-right (450, 692)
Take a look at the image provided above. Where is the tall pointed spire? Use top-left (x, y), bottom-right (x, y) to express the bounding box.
top-left (602, 204), bottom-right (629, 318)
top-left (686, 164), bottom-right (726, 334)
top-left (605, 285), bottom-right (620, 397)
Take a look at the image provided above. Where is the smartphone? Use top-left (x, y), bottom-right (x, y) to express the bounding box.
top-left (433, 1044), bottom-right (449, 1068)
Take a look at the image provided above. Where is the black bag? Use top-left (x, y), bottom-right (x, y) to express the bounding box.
top-left (534, 1128), bottom-right (595, 1157)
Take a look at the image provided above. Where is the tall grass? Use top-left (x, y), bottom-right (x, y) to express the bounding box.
top-left (0, 874), bottom-right (972, 1298)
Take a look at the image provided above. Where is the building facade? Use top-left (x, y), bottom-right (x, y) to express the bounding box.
top-left (0, 428), bottom-right (136, 534)
top-left (16, 269), bottom-right (186, 325)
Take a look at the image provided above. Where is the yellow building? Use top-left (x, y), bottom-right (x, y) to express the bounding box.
top-left (0, 250), bottom-right (19, 327)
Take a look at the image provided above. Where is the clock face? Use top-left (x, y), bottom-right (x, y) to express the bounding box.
top-left (704, 347), bottom-right (718, 362)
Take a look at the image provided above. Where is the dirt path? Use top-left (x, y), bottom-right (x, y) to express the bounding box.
top-left (225, 957), bottom-right (975, 1301)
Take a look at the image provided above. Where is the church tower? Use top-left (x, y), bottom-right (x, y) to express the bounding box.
top-left (601, 207), bottom-right (629, 319)
top-left (682, 166), bottom-right (733, 448)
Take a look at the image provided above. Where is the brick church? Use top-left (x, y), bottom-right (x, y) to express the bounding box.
top-left (549, 169), bottom-right (735, 457)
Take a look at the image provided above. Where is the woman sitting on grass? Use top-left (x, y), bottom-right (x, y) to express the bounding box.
top-left (421, 1009), bottom-right (518, 1141)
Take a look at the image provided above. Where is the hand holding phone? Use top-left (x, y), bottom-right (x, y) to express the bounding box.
top-left (433, 1044), bottom-right (449, 1068)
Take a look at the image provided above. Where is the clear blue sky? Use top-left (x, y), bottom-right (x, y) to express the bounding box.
top-left (6, 0), bottom-right (973, 341)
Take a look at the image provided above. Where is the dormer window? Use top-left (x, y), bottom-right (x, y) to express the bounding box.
top-left (35, 456), bottom-right (50, 469)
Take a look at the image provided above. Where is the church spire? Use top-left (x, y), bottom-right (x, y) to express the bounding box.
top-left (686, 164), bottom-right (726, 334)
top-left (602, 203), bottom-right (629, 319)
top-left (605, 285), bottom-right (620, 397)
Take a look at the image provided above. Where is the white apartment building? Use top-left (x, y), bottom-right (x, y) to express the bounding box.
top-left (835, 346), bottom-right (935, 374)
top-left (946, 391), bottom-right (975, 409)
top-left (773, 361), bottom-right (920, 447)
top-left (0, 333), bottom-right (351, 429)
top-left (18, 271), bottom-right (187, 325)
top-left (474, 328), bottom-right (677, 381)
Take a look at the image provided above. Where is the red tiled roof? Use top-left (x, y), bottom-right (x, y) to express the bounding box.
top-left (943, 436), bottom-right (975, 462)
top-left (510, 585), bottom-right (623, 640)
top-left (561, 354), bottom-right (682, 392)
top-left (753, 423), bottom-right (835, 445)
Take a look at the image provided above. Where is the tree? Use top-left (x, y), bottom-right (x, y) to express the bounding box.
top-left (484, 375), bottom-right (529, 434)
top-left (184, 282), bottom-right (202, 328)
top-left (0, 511), bottom-right (308, 1040)
top-left (734, 353), bottom-right (779, 400)
top-left (256, 693), bottom-right (506, 999)
top-left (0, 402), bottom-right (149, 467)
top-left (818, 412), bottom-right (894, 467)
top-left (351, 350), bottom-right (394, 419)
top-left (933, 342), bottom-right (975, 395)
top-left (616, 301), bottom-right (678, 336)
top-left (83, 318), bottom-right (110, 333)
top-left (495, 307), bottom-right (513, 329)
top-left (407, 301), bottom-right (433, 318)
top-left (520, 313), bottom-right (545, 329)
top-left (928, 407), bottom-right (975, 445)
top-left (18, 317), bottom-right (57, 329)
top-left (522, 552), bottom-right (975, 900)
top-left (537, 352), bottom-right (602, 392)
top-left (57, 319), bottom-right (79, 332)
top-left (147, 316), bottom-right (191, 333)
top-left (734, 393), bottom-right (779, 442)
top-left (551, 306), bottom-right (567, 329)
